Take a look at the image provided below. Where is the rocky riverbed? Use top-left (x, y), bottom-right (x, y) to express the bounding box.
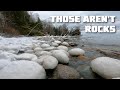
top-left (0, 35), bottom-right (120, 79)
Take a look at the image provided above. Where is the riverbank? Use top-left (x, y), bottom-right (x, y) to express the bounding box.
top-left (0, 35), bottom-right (120, 79)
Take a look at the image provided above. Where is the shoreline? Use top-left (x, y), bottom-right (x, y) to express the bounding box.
top-left (0, 35), bottom-right (120, 79)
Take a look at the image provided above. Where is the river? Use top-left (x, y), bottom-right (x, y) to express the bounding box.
top-left (79, 30), bottom-right (120, 51)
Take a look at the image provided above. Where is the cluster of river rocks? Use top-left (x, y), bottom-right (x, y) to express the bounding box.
top-left (0, 36), bottom-right (120, 79)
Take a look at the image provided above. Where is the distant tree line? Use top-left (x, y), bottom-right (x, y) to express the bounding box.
top-left (0, 11), bottom-right (81, 36)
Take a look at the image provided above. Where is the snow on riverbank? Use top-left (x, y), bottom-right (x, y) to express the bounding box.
top-left (0, 35), bottom-right (85, 79)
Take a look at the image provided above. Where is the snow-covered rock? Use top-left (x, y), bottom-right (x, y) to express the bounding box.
top-left (41, 44), bottom-right (50, 48)
top-left (54, 40), bottom-right (61, 44)
top-left (68, 48), bottom-right (85, 56)
top-left (51, 42), bottom-right (59, 47)
top-left (34, 47), bottom-right (43, 52)
top-left (51, 37), bottom-right (55, 42)
top-left (32, 44), bottom-right (40, 49)
top-left (35, 51), bottom-right (52, 57)
top-left (0, 51), bottom-right (16, 61)
top-left (2, 45), bottom-right (20, 52)
top-left (43, 46), bottom-right (56, 51)
top-left (0, 60), bottom-right (46, 79)
top-left (25, 50), bottom-right (34, 54)
top-left (51, 50), bottom-right (69, 57)
top-left (57, 46), bottom-right (68, 51)
top-left (0, 45), bottom-right (5, 50)
top-left (15, 53), bottom-right (37, 61)
top-left (7, 50), bottom-right (17, 54)
top-left (52, 50), bottom-right (69, 64)
top-left (35, 55), bottom-right (58, 69)
top-left (0, 60), bottom-right (11, 70)
top-left (90, 57), bottom-right (120, 79)
top-left (62, 42), bottom-right (69, 46)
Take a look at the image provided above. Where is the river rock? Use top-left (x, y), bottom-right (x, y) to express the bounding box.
top-left (24, 45), bottom-right (33, 50)
top-left (61, 42), bottom-right (69, 46)
top-left (43, 46), bottom-right (56, 51)
top-left (0, 51), bottom-right (16, 61)
top-left (57, 46), bottom-right (68, 51)
top-left (51, 42), bottom-right (59, 47)
top-left (41, 44), bottom-right (50, 48)
top-left (54, 40), bottom-right (61, 44)
top-left (76, 64), bottom-right (99, 79)
top-left (69, 42), bottom-right (78, 47)
top-left (35, 51), bottom-right (52, 57)
top-left (34, 47), bottom-right (43, 52)
top-left (0, 60), bottom-right (46, 79)
top-left (36, 55), bottom-right (58, 69)
top-left (7, 50), bottom-right (17, 54)
top-left (32, 44), bottom-right (40, 49)
top-left (4, 45), bottom-right (20, 52)
top-left (53, 64), bottom-right (80, 79)
top-left (57, 50), bottom-right (69, 56)
top-left (18, 49), bottom-right (25, 54)
top-left (50, 50), bottom-right (69, 57)
top-left (51, 37), bottom-right (55, 42)
top-left (51, 50), bottom-right (69, 64)
top-left (63, 37), bottom-right (69, 41)
top-left (0, 60), bottom-right (11, 70)
top-left (15, 53), bottom-right (37, 61)
top-left (68, 48), bottom-right (85, 56)
top-left (90, 57), bottom-right (120, 79)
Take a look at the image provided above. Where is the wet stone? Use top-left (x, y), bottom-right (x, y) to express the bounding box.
top-left (76, 64), bottom-right (103, 79)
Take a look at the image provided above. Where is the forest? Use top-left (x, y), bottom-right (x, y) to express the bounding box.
top-left (0, 11), bottom-right (81, 36)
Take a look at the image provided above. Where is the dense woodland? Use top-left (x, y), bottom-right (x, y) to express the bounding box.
top-left (0, 11), bottom-right (81, 36)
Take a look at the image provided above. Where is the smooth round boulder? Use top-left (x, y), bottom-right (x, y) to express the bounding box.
top-left (35, 51), bottom-right (52, 57)
top-left (15, 53), bottom-right (37, 61)
top-left (51, 50), bottom-right (69, 57)
top-left (68, 48), bottom-right (85, 56)
top-left (54, 40), bottom-right (61, 44)
top-left (52, 50), bottom-right (69, 64)
top-left (36, 55), bottom-right (58, 69)
top-left (41, 44), bottom-right (50, 48)
top-left (43, 46), bottom-right (56, 51)
top-left (4, 45), bottom-right (20, 52)
top-left (34, 47), bottom-right (43, 52)
top-left (0, 51), bottom-right (16, 61)
top-left (50, 37), bottom-right (55, 42)
top-left (0, 60), bottom-right (11, 70)
top-left (90, 57), bottom-right (120, 79)
top-left (57, 46), bottom-right (68, 51)
top-left (0, 60), bottom-right (46, 79)
top-left (22, 45), bottom-right (33, 51)
top-left (32, 44), bottom-right (40, 49)
top-left (62, 42), bottom-right (69, 46)
top-left (53, 64), bottom-right (80, 79)
top-left (51, 42), bottom-right (59, 47)
top-left (25, 50), bottom-right (34, 54)
top-left (69, 42), bottom-right (78, 47)
top-left (7, 50), bottom-right (17, 54)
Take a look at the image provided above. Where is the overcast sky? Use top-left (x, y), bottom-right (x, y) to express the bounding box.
top-left (28, 11), bottom-right (120, 29)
